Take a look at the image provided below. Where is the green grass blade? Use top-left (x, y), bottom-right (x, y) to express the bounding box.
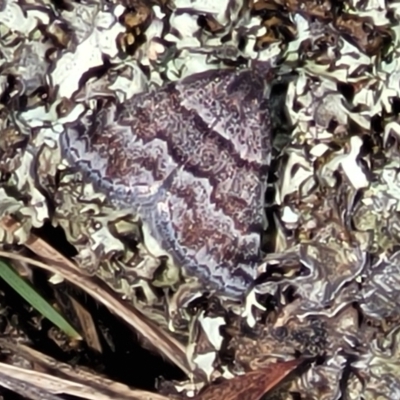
top-left (0, 259), bottom-right (82, 340)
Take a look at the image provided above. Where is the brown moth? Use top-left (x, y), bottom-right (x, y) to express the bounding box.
top-left (61, 67), bottom-right (271, 299)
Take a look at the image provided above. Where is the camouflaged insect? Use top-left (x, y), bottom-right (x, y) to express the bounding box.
top-left (61, 67), bottom-right (271, 299)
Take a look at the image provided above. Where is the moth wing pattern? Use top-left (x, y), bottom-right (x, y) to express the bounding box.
top-left (61, 67), bottom-right (272, 299)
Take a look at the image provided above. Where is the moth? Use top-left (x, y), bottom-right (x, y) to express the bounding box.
top-left (61, 67), bottom-right (271, 300)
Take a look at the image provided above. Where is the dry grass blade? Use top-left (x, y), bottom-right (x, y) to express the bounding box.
top-left (192, 359), bottom-right (302, 400)
top-left (0, 215), bottom-right (193, 377)
top-left (68, 295), bottom-right (102, 353)
top-left (0, 338), bottom-right (170, 400)
top-left (0, 371), bottom-right (65, 400)
top-left (0, 363), bottom-right (170, 400)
